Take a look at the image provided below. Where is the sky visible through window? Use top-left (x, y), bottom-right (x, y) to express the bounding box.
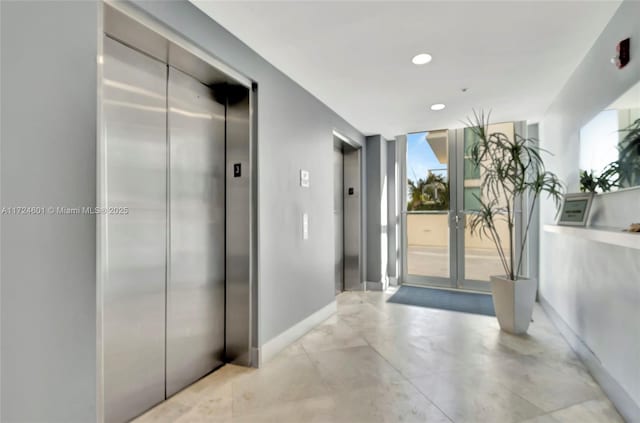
top-left (406, 131), bottom-right (447, 183)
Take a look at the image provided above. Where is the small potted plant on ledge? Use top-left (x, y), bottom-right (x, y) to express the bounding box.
top-left (467, 111), bottom-right (563, 335)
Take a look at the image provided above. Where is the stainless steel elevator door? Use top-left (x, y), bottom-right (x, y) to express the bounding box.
top-left (103, 37), bottom-right (167, 423)
top-left (343, 148), bottom-right (362, 290)
top-left (166, 67), bottom-right (226, 396)
top-left (334, 146), bottom-right (344, 294)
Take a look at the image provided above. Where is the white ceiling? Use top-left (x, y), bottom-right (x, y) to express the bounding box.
top-left (192, 1), bottom-right (621, 138)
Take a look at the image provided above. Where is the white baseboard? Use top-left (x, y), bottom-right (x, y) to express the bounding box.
top-left (258, 300), bottom-right (337, 366)
top-left (540, 296), bottom-right (640, 423)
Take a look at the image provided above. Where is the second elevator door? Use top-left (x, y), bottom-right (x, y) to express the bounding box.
top-left (167, 67), bottom-right (226, 396)
top-left (334, 146), bottom-right (344, 294)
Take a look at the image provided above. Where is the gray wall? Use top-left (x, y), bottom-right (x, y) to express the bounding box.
top-left (0, 1), bottom-right (99, 421)
top-left (0, 0), bottom-right (364, 421)
top-left (365, 135), bottom-right (388, 285)
top-left (538, 1), bottom-right (640, 420)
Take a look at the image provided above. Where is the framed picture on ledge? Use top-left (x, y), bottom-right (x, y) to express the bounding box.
top-left (556, 193), bottom-right (594, 227)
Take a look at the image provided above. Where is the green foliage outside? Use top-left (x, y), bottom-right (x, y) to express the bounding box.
top-left (407, 172), bottom-right (450, 211)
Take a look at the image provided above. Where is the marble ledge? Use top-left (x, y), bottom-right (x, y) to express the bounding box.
top-left (543, 224), bottom-right (640, 250)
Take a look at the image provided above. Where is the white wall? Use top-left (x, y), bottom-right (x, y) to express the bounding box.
top-left (538, 1), bottom-right (640, 420)
top-left (0, 0), bottom-right (365, 421)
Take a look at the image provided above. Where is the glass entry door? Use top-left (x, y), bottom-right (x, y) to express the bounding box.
top-left (402, 129), bottom-right (456, 288)
top-left (401, 123), bottom-right (520, 292)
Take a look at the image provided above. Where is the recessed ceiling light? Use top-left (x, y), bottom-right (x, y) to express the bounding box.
top-left (412, 53), bottom-right (432, 65)
top-left (430, 103), bottom-right (446, 111)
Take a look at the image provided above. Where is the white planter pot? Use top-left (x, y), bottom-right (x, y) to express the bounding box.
top-left (490, 275), bottom-right (537, 335)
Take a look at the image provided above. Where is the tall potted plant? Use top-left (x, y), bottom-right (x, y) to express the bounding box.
top-left (466, 111), bottom-right (563, 334)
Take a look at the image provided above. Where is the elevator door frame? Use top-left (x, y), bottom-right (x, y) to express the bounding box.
top-left (333, 143), bottom-right (344, 293)
top-left (97, 2), bottom-right (257, 422)
top-left (333, 131), bottom-right (364, 292)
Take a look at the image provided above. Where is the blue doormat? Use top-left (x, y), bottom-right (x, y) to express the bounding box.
top-left (388, 285), bottom-right (495, 316)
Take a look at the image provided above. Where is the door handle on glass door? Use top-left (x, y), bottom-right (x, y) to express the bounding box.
top-left (458, 211), bottom-right (468, 228)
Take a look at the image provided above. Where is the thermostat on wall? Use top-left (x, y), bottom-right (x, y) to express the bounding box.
top-left (300, 169), bottom-right (310, 188)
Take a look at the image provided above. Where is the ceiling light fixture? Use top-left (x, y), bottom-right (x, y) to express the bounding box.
top-left (412, 53), bottom-right (432, 65)
top-left (430, 103), bottom-right (446, 111)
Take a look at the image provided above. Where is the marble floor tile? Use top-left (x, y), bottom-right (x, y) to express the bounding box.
top-left (231, 354), bottom-right (330, 415)
top-left (169, 365), bottom-right (248, 407)
top-left (518, 414), bottom-right (563, 423)
top-left (411, 370), bottom-right (545, 423)
top-left (486, 354), bottom-right (604, 412)
top-left (173, 382), bottom-right (232, 423)
top-left (134, 290), bottom-right (624, 423)
top-left (299, 318), bottom-right (368, 353)
top-left (231, 395), bottom-right (337, 423)
top-left (134, 398), bottom-right (192, 423)
top-left (307, 345), bottom-right (405, 391)
top-left (272, 338), bottom-right (308, 360)
top-left (331, 380), bottom-right (452, 423)
top-left (335, 291), bottom-right (369, 306)
top-left (335, 302), bottom-right (392, 329)
top-left (367, 335), bottom-right (485, 379)
top-left (519, 398), bottom-right (624, 423)
top-left (547, 398), bottom-right (625, 422)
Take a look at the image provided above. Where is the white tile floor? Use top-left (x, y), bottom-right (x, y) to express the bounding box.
top-left (135, 288), bottom-right (624, 423)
